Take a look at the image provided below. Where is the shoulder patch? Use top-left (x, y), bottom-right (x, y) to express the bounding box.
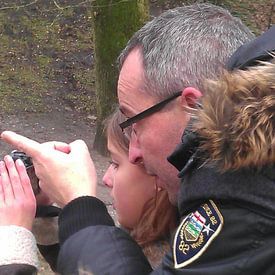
top-left (173, 200), bottom-right (223, 269)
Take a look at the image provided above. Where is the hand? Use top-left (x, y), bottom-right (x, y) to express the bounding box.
top-left (0, 155), bottom-right (36, 230)
top-left (35, 141), bottom-right (69, 206)
top-left (1, 131), bottom-right (97, 207)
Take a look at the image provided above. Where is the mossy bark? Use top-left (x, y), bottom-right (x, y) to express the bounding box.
top-left (92, 0), bottom-right (149, 154)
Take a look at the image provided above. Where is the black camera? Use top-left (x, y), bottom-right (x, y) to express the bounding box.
top-left (10, 150), bottom-right (40, 195)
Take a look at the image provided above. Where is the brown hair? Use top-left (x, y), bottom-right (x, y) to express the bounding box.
top-left (130, 189), bottom-right (177, 247)
top-left (105, 108), bottom-right (177, 247)
top-left (104, 108), bottom-right (129, 154)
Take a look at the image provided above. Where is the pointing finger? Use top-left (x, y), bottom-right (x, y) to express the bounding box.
top-left (68, 140), bottom-right (90, 160)
top-left (1, 131), bottom-right (42, 161)
top-left (69, 140), bottom-right (89, 157)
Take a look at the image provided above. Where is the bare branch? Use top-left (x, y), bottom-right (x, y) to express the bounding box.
top-left (44, 0), bottom-right (132, 12)
top-left (0, 0), bottom-right (39, 11)
top-left (0, 0), bottom-right (139, 13)
top-left (53, 0), bottom-right (63, 10)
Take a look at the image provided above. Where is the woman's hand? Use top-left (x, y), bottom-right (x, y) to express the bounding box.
top-left (0, 155), bottom-right (36, 231)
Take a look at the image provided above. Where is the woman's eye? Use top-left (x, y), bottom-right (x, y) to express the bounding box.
top-left (109, 160), bottom-right (119, 169)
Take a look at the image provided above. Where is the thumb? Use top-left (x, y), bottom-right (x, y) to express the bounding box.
top-left (42, 141), bottom-right (71, 154)
top-left (69, 140), bottom-right (90, 156)
top-left (54, 142), bottom-right (71, 154)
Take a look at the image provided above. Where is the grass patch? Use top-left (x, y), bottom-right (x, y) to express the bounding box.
top-left (0, 65), bottom-right (47, 113)
top-left (0, 2), bottom-right (95, 115)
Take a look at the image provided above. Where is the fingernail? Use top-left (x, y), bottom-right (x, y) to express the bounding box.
top-left (4, 155), bottom-right (13, 162)
top-left (0, 131), bottom-right (7, 138)
top-left (16, 158), bottom-right (24, 166)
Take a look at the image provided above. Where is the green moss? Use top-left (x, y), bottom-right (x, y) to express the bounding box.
top-left (35, 55), bottom-right (51, 67)
top-left (0, 65), bottom-right (48, 113)
top-left (0, 3), bottom-right (96, 115)
top-left (63, 68), bottom-right (96, 113)
top-left (93, 0), bottom-right (149, 121)
top-left (75, 69), bottom-right (95, 90)
top-left (64, 93), bottom-right (96, 113)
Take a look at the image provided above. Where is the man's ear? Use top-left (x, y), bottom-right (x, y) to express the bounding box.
top-left (180, 87), bottom-right (202, 108)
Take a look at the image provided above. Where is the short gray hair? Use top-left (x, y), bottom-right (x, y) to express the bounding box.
top-left (118, 3), bottom-right (255, 99)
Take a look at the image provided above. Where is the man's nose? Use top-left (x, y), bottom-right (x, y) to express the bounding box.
top-left (129, 138), bottom-right (143, 164)
top-left (102, 167), bottom-right (113, 188)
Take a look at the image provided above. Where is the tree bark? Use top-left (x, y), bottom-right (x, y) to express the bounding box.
top-left (92, 0), bottom-right (149, 155)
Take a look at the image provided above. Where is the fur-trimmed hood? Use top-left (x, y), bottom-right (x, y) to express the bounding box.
top-left (194, 59), bottom-right (275, 171)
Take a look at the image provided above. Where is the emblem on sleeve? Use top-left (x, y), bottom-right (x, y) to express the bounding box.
top-left (173, 200), bottom-right (223, 269)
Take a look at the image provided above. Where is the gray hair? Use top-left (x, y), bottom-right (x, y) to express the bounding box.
top-left (118, 3), bottom-right (255, 99)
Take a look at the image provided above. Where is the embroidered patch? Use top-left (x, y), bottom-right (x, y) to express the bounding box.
top-left (173, 200), bottom-right (223, 269)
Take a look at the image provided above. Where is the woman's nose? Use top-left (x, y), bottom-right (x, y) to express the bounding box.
top-left (103, 166), bottom-right (114, 188)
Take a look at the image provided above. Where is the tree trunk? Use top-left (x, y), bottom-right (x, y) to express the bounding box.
top-left (92, 0), bottom-right (149, 155)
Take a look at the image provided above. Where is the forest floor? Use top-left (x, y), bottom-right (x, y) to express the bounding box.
top-left (0, 0), bottom-right (273, 274)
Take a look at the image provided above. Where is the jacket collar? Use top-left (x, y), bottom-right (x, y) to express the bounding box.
top-left (168, 130), bottom-right (275, 218)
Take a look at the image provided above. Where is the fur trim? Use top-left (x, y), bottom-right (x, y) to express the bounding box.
top-left (194, 58), bottom-right (275, 171)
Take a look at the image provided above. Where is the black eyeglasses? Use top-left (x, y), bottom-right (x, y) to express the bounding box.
top-left (119, 91), bottom-right (199, 131)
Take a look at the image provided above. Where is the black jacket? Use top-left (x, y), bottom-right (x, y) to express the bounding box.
top-left (56, 150), bottom-right (275, 275)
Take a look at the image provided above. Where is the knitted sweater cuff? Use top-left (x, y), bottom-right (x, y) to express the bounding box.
top-left (58, 196), bottom-right (115, 244)
top-left (0, 225), bottom-right (39, 269)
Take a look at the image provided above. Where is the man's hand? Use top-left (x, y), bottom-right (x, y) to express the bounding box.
top-left (1, 131), bottom-right (97, 207)
top-left (0, 156), bottom-right (36, 230)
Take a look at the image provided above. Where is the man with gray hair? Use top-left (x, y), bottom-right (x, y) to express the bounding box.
top-left (117, 3), bottom-right (254, 205)
top-left (5, 4), bottom-right (275, 275)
